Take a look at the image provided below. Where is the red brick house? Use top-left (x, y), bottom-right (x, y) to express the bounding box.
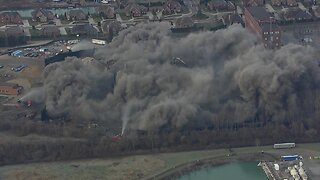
top-left (282, 8), bottom-right (312, 21)
top-left (95, 5), bottom-right (115, 19)
top-left (242, 0), bottom-right (264, 7)
top-left (0, 12), bottom-right (23, 26)
top-left (32, 9), bottom-right (55, 22)
top-left (0, 83), bottom-right (22, 95)
top-left (271, 0), bottom-right (297, 6)
top-left (207, 0), bottom-right (235, 11)
top-left (124, 4), bottom-right (147, 17)
top-left (163, 0), bottom-right (182, 15)
top-left (245, 6), bottom-right (281, 48)
top-left (66, 9), bottom-right (87, 21)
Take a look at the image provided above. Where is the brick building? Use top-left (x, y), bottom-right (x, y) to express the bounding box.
top-left (32, 9), bottom-right (55, 22)
top-left (245, 6), bottom-right (281, 48)
top-left (0, 83), bottom-right (22, 95)
top-left (0, 12), bottom-right (23, 26)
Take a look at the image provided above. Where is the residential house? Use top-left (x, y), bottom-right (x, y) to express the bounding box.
top-left (175, 17), bottom-right (194, 28)
top-left (95, 5), bottom-right (115, 19)
top-left (124, 3), bottom-right (148, 17)
top-left (271, 0), bottom-right (297, 7)
top-left (102, 21), bottom-right (122, 34)
top-left (41, 25), bottom-right (60, 37)
top-left (66, 9), bottom-right (87, 21)
top-left (72, 23), bottom-right (98, 36)
top-left (244, 6), bottom-right (281, 48)
top-left (207, 0), bottom-right (235, 11)
top-left (286, 0), bottom-right (298, 6)
top-left (302, 0), bottom-right (315, 6)
top-left (222, 13), bottom-right (245, 27)
top-left (271, 0), bottom-right (286, 6)
top-left (31, 9), bottom-right (55, 22)
top-left (67, 0), bottom-right (87, 6)
top-left (312, 6), bottom-right (320, 18)
top-left (282, 8), bottom-right (312, 21)
top-left (242, 0), bottom-right (264, 7)
top-left (163, 0), bottom-right (182, 15)
top-left (0, 12), bottom-right (23, 26)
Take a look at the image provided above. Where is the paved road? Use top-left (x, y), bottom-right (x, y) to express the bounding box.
top-left (88, 17), bottom-right (96, 25)
top-left (22, 20), bottom-right (31, 37)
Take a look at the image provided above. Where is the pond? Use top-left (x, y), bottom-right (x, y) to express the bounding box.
top-left (178, 162), bottom-right (267, 180)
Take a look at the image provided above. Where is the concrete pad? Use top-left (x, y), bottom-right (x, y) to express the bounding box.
top-left (59, 27), bottom-right (67, 35)
top-left (22, 20), bottom-right (30, 27)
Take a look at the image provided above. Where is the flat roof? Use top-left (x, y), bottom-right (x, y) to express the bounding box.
top-left (246, 6), bottom-right (273, 21)
top-left (261, 23), bottom-right (280, 32)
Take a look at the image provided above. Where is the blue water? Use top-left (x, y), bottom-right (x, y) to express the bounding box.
top-left (0, 7), bottom-right (96, 18)
top-left (178, 162), bottom-right (267, 180)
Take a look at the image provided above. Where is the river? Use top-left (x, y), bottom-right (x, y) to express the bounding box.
top-left (178, 162), bottom-right (267, 180)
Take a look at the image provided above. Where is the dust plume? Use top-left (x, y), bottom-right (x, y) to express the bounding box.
top-left (33, 22), bottom-right (320, 133)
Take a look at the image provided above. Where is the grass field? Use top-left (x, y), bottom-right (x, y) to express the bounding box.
top-left (0, 143), bottom-right (319, 180)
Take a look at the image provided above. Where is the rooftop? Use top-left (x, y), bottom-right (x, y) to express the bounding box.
top-left (0, 82), bottom-right (19, 87)
top-left (0, 12), bottom-right (21, 17)
top-left (261, 23), bottom-right (280, 32)
top-left (246, 6), bottom-right (274, 21)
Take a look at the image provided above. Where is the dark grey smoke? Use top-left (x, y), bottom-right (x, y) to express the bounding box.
top-left (37, 22), bottom-right (320, 132)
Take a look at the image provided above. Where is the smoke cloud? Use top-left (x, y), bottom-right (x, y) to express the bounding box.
top-left (36, 22), bottom-right (320, 133)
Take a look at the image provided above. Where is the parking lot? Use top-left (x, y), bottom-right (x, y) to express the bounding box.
top-left (9, 41), bottom-right (71, 59)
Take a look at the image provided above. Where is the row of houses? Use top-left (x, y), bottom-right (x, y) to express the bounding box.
top-left (271, 0), bottom-right (297, 7)
top-left (240, 0), bottom-right (313, 7)
top-left (0, 6), bottom-right (116, 26)
top-left (207, 0), bottom-right (235, 11)
top-left (124, 0), bottom-right (183, 17)
top-left (280, 8), bottom-right (313, 21)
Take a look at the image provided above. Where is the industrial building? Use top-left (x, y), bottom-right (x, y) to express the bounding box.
top-left (0, 83), bottom-right (22, 95)
top-left (244, 6), bottom-right (282, 49)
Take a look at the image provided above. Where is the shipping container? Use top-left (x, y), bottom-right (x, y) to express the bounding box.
top-left (281, 155), bottom-right (301, 161)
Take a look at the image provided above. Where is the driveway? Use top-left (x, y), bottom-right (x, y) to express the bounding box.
top-left (59, 27), bottom-right (67, 35)
top-left (53, 18), bottom-right (62, 26)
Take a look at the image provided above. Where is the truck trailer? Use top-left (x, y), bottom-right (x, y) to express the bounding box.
top-left (274, 143), bottom-right (295, 149)
top-left (281, 155), bottom-right (302, 161)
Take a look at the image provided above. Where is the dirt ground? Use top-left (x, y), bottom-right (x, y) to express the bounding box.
top-left (0, 54), bottom-right (44, 88)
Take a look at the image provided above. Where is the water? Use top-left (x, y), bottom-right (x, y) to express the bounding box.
top-left (0, 7), bottom-right (96, 18)
top-left (178, 162), bottom-right (267, 180)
